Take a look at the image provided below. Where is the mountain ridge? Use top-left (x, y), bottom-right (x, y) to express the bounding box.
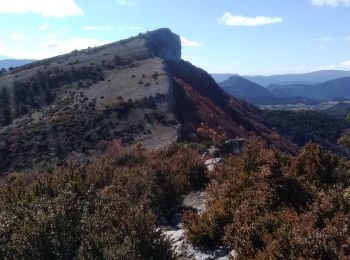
top-left (0, 28), bottom-right (295, 174)
top-left (217, 75), bottom-right (319, 105)
top-left (211, 70), bottom-right (350, 87)
top-left (219, 75), bottom-right (274, 104)
top-left (270, 76), bottom-right (350, 100)
top-left (247, 70), bottom-right (350, 87)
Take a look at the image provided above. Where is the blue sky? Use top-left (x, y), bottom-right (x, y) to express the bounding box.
top-left (0, 0), bottom-right (350, 75)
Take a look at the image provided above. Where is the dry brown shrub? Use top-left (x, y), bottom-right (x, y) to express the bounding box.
top-left (183, 138), bottom-right (350, 259)
top-left (0, 143), bottom-right (209, 259)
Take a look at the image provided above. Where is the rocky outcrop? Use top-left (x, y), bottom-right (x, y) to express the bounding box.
top-left (163, 228), bottom-right (232, 260)
top-left (144, 28), bottom-right (181, 60)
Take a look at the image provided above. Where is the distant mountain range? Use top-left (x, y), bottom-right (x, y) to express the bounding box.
top-left (245, 70), bottom-right (350, 87)
top-left (0, 59), bottom-right (36, 69)
top-left (210, 73), bottom-right (237, 83)
top-left (219, 75), bottom-right (319, 105)
top-left (219, 74), bottom-right (350, 117)
top-left (219, 76), bottom-right (274, 104)
top-left (212, 70), bottom-right (350, 86)
top-left (269, 77), bottom-right (350, 100)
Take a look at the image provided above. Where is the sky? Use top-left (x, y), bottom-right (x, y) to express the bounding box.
top-left (0, 0), bottom-right (350, 75)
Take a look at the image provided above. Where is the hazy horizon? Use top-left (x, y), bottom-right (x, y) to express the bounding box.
top-left (2, 55), bottom-right (350, 77)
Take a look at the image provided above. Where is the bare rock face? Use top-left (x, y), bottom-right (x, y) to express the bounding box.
top-left (144, 28), bottom-right (181, 60)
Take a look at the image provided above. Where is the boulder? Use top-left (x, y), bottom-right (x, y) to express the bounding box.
top-left (208, 146), bottom-right (220, 156)
top-left (223, 138), bottom-right (246, 155)
top-left (205, 157), bottom-right (222, 171)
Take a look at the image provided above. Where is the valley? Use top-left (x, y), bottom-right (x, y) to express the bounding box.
top-left (260, 100), bottom-right (350, 115)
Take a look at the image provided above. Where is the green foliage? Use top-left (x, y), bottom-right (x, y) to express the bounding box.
top-left (0, 68), bottom-right (7, 75)
top-left (291, 142), bottom-right (339, 185)
top-left (2, 65), bottom-right (106, 120)
top-left (346, 112), bottom-right (350, 123)
top-left (338, 135), bottom-right (350, 148)
top-left (338, 112), bottom-right (350, 148)
top-left (263, 110), bottom-right (349, 146)
top-left (183, 138), bottom-right (350, 259)
top-left (0, 144), bottom-right (207, 259)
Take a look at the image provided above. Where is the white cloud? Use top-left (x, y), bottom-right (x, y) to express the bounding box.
top-left (39, 23), bottom-right (50, 30)
top-left (268, 66), bottom-right (313, 73)
top-left (314, 37), bottom-right (332, 41)
top-left (318, 60), bottom-right (350, 70)
top-left (340, 60), bottom-right (350, 69)
top-left (311, 0), bottom-right (350, 6)
top-left (115, 0), bottom-right (133, 5)
top-left (321, 37), bottom-right (332, 41)
top-left (11, 33), bottom-right (26, 40)
top-left (82, 26), bottom-right (113, 31)
top-left (116, 26), bottom-right (141, 31)
top-left (219, 12), bottom-right (283, 27)
top-left (0, 0), bottom-right (83, 17)
top-left (40, 37), bottom-right (110, 56)
top-left (180, 36), bottom-right (202, 47)
top-left (313, 36), bottom-right (344, 42)
top-left (313, 36), bottom-right (350, 42)
top-left (0, 35), bottom-right (110, 59)
top-left (318, 64), bottom-right (337, 70)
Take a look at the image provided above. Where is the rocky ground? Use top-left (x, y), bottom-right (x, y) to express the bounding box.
top-left (162, 145), bottom-right (241, 260)
top-left (163, 191), bottom-right (236, 260)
